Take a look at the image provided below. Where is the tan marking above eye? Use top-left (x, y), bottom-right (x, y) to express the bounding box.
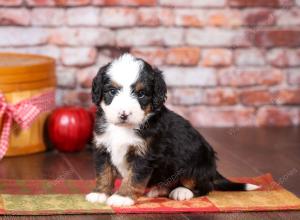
top-left (110, 80), bottom-right (122, 89)
top-left (135, 81), bottom-right (145, 92)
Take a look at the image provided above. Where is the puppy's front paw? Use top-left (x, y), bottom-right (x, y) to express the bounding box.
top-left (169, 187), bottom-right (194, 201)
top-left (106, 194), bottom-right (135, 206)
top-left (85, 192), bottom-right (108, 203)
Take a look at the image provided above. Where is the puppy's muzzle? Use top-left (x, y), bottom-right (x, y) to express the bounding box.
top-left (119, 111), bottom-right (132, 122)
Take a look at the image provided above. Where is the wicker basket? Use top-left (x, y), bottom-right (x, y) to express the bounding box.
top-left (0, 53), bottom-right (56, 157)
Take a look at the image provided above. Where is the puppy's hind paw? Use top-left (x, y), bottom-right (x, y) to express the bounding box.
top-left (85, 192), bottom-right (108, 203)
top-left (169, 187), bottom-right (194, 201)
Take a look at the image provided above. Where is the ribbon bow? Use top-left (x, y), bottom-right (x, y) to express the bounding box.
top-left (0, 91), bottom-right (55, 159)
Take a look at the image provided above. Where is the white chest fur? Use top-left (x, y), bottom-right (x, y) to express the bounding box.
top-left (94, 124), bottom-right (146, 177)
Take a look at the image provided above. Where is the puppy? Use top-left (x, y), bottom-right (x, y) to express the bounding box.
top-left (86, 54), bottom-right (259, 206)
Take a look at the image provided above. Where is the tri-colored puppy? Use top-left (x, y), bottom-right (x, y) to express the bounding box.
top-left (86, 54), bottom-right (259, 206)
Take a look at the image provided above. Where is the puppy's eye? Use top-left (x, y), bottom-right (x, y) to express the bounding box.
top-left (109, 89), bottom-right (117, 96)
top-left (137, 91), bottom-right (145, 99)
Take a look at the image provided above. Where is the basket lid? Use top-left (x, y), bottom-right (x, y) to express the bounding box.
top-left (0, 53), bottom-right (56, 93)
top-left (0, 53), bottom-right (55, 84)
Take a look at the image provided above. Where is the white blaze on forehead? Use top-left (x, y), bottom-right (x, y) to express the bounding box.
top-left (107, 53), bottom-right (142, 87)
top-left (101, 53), bottom-right (146, 126)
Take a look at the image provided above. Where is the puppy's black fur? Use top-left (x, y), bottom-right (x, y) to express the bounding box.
top-left (91, 57), bottom-right (253, 199)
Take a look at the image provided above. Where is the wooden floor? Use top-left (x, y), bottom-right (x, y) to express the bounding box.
top-left (1, 127), bottom-right (300, 220)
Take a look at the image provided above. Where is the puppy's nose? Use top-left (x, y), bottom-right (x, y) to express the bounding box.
top-left (120, 113), bottom-right (128, 121)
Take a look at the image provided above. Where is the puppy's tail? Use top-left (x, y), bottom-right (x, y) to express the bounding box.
top-left (213, 171), bottom-right (260, 191)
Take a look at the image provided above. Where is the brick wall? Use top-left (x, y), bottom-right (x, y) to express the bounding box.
top-left (1, 0), bottom-right (300, 127)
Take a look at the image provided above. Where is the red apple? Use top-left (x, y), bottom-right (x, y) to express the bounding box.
top-left (48, 106), bottom-right (93, 152)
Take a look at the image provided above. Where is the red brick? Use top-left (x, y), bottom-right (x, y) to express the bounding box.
top-left (49, 28), bottom-right (114, 46)
top-left (158, 8), bottom-right (175, 26)
top-left (0, 27), bottom-right (49, 46)
top-left (31, 8), bottom-right (65, 26)
top-left (116, 28), bottom-right (183, 47)
top-left (117, 28), bottom-right (163, 46)
top-left (186, 28), bottom-right (250, 47)
top-left (174, 9), bottom-right (205, 27)
top-left (288, 69), bottom-right (300, 85)
top-left (252, 29), bottom-right (300, 47)
top-left (131, 47), bottom-right (166, 65)
top-left (166, 47), bottom-right (200, 66)
top-left (136, 8), bottom-right (174, 27)
top-left (240, 90), bottom-right (273, 106)
top-left (56, 66), bottom-right (77, 89)
top-left (0, 9), bottom-right (30, 26)
top-left (235, 108), bottom-right (257, 126)
top-left (229, 0), bottom-right (293, 7)
top-left (131, 47), bottom-right (204, 66)
top-left (67, 7), bottom-right (99, 26)
top-left (218, 68), bottom-right (284, 87)
top-left (26, 0), bottom-right (90, 6)
top-left (61, 47), bottom-right (97, 67)
top-left (99, 8), bottom-right (137, 27)
top-left (55, 90), bottom-right (64, 105)
top-left (204, 88), bottom-right (238, 105)
top-left (67, 0), bottom-right (91, 5)
top-left (62, 90), bottom-right (92, 106)
top-left (267, 49), bottom-right (300, 67)
top-left (235, 49), bottom-right (265, 66)
top-left (78, 91), bottom-right (92, 106)
top-left (25, 0), bottom-right (55, 6)
top-left (201, 49), bottom-right (232, 67)
top-left (256, 107), bottom-right (296, 127)
top-left (93, 0), bottom-right (156, 6)
top-left (243, 9), bottom-right (276, 26)
top-left (96, 49), bottom-right (115, 66)
top-left (161, 28), bottom-right (184, 46)
top-left (207, 10), bottom-right (242, 27)
top-left (274, 89), bottom-right (300, 105)
top-left (137, 8), bottom-right (160, 26)
top-left (0, 0), bottom-right (22, 6)
top-left (276, 9), bottom-right (300, 26)
top-left (77, 66), bottom-right (99, 88)
top-left (4, 0), bottom-right (300, 128)
top-left (163, 67), bottom-right (217, 87)
top-left (169, 88), bottom-right (204, 105)
top-left (160, 0), bottom-right (225, 7)
top-left (188, 107), bottom-right (255, 127)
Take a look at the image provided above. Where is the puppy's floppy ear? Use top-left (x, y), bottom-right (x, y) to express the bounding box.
top-left (152, 68), bottom-right (167, 111)
top-left (92, 64), bottom-right (109, 105)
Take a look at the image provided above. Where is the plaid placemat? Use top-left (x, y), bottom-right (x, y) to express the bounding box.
top-left (0, 173), bottom-right (299, 215)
